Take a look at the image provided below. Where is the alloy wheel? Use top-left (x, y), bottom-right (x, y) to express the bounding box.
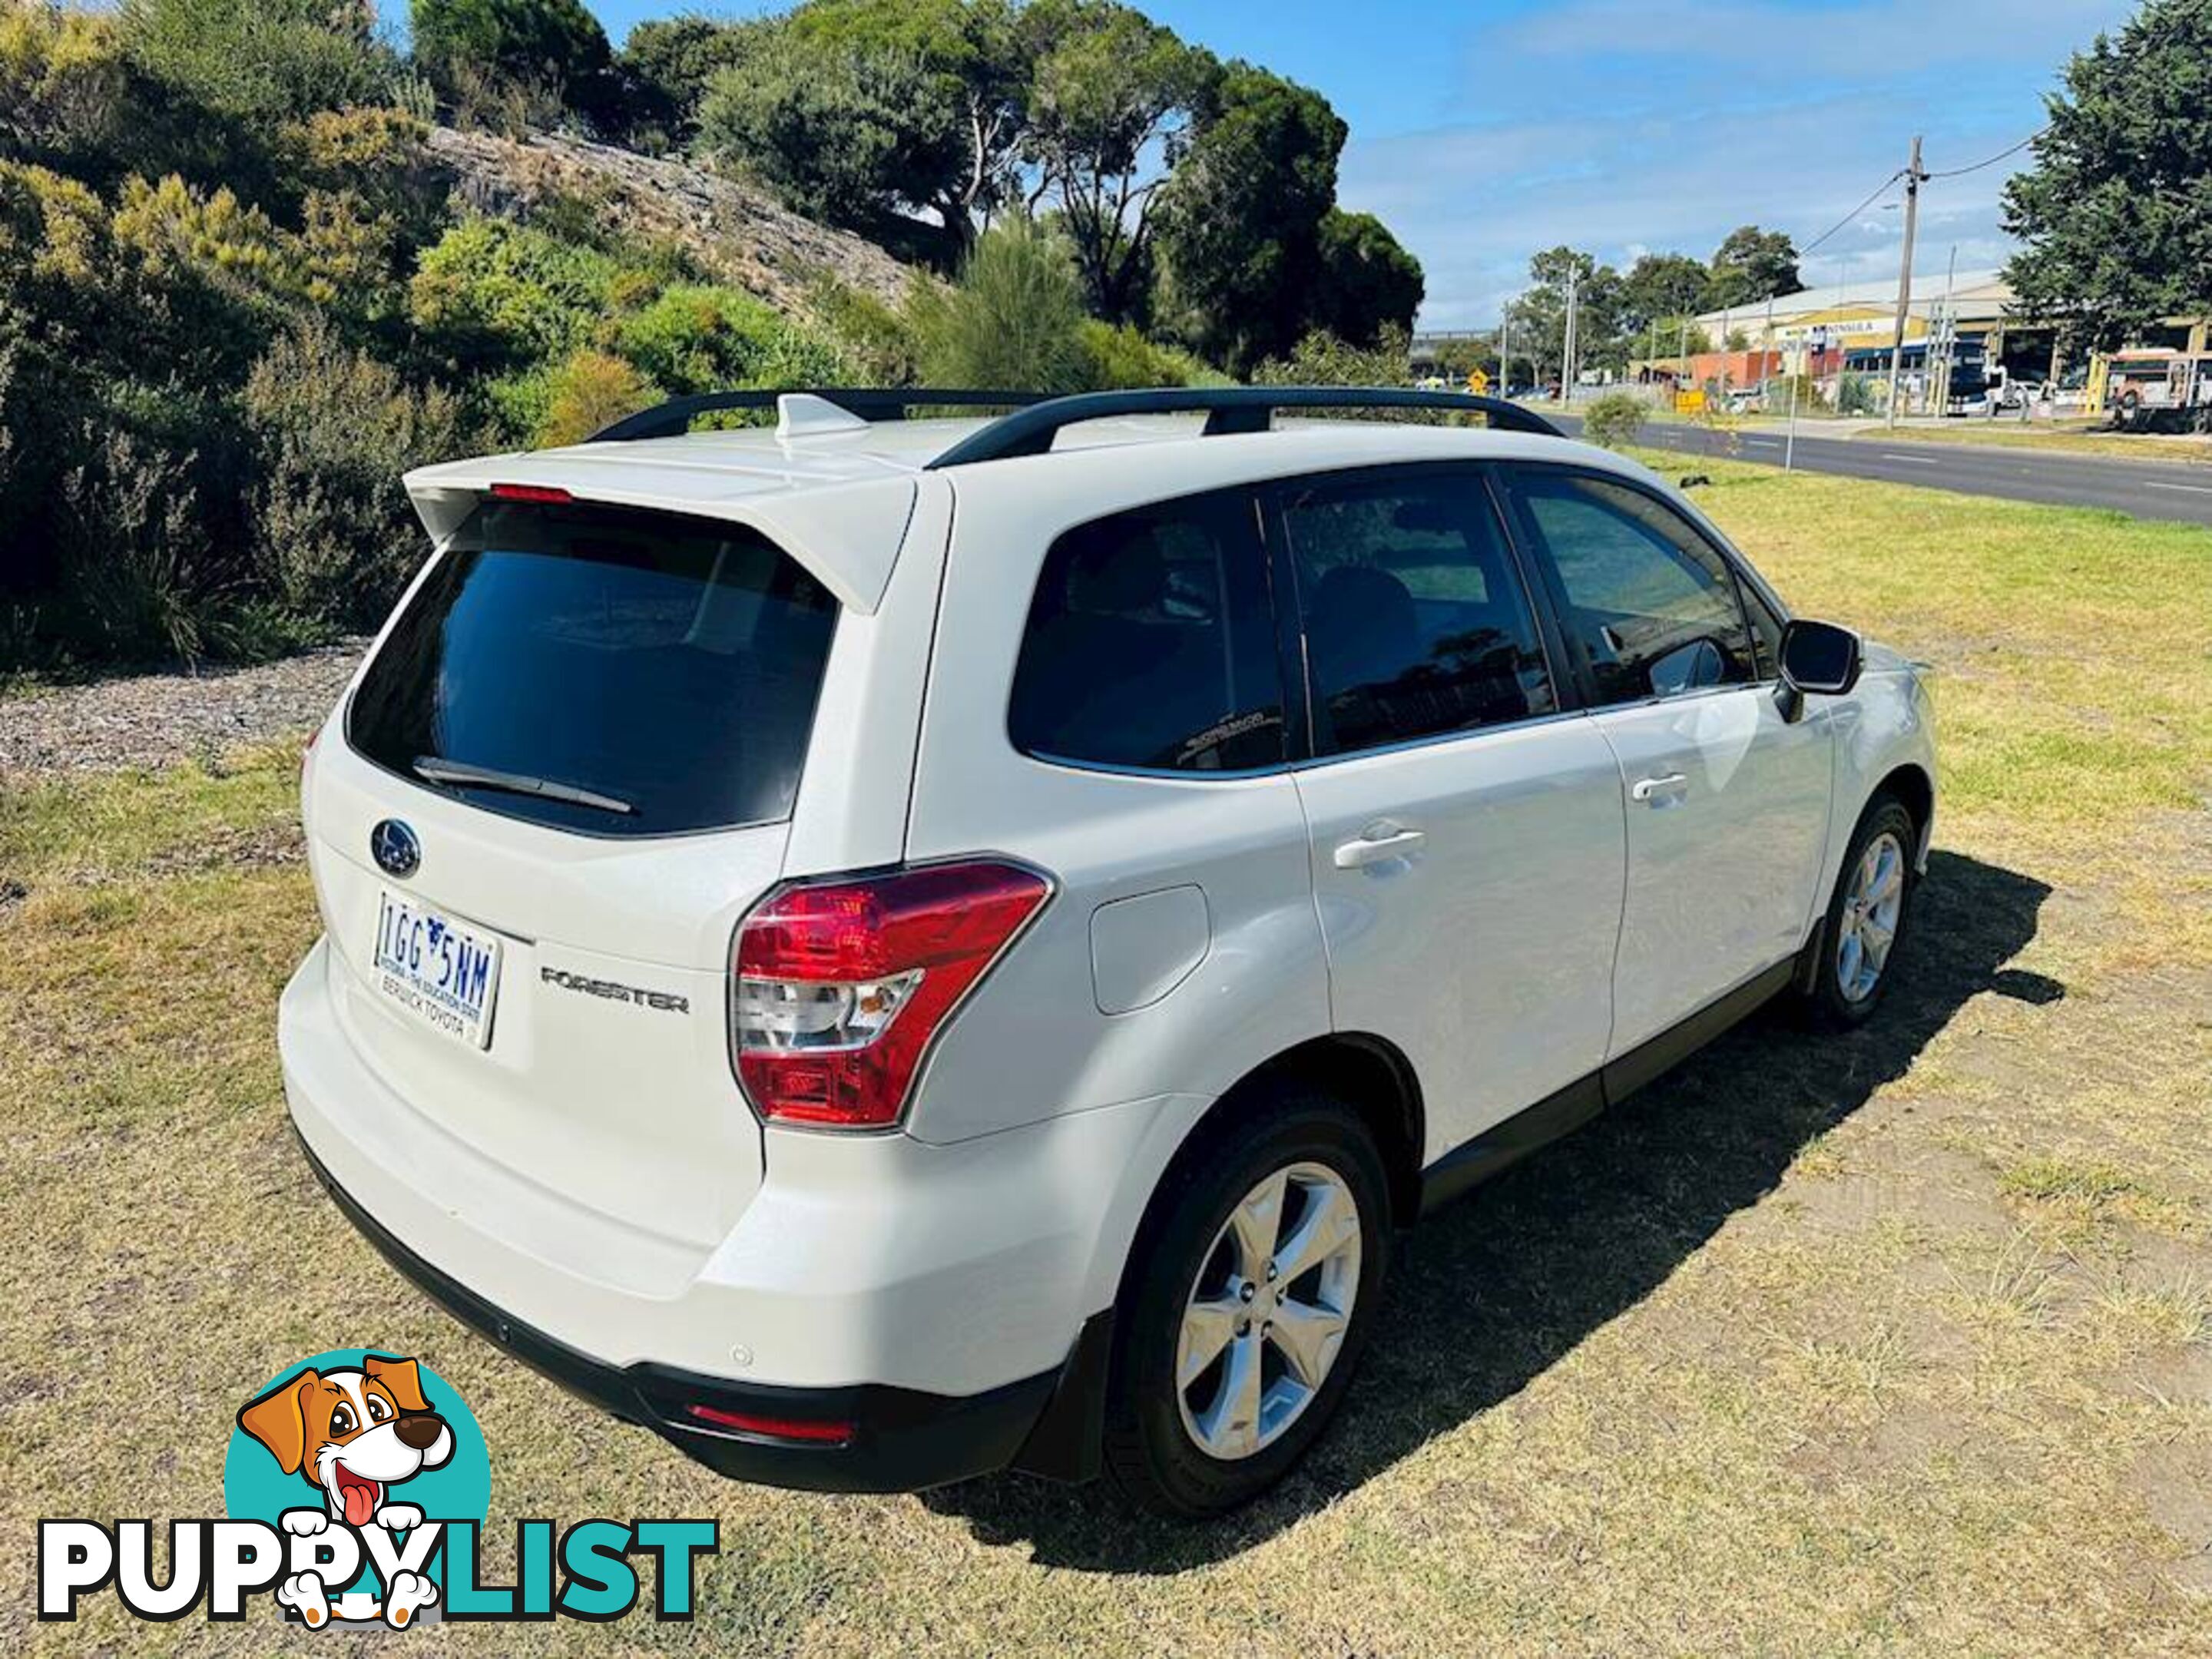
top-left (1836, 830), bottom-right (1906, 1002)
top-left (1174, 1161), bottom-right (1363, 1461)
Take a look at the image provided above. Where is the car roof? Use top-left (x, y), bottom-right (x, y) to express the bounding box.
top-left (403, 406), bottom-right (1657, 613)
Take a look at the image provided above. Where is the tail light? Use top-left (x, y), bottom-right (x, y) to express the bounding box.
top-left (731, 860), bottom-right (1051, 1129)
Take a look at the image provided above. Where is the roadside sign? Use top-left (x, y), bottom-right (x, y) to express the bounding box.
top-left (1675, 388), bottom-right (1707, 416)
top-left (1466, 369), bottom-right (1490, 395)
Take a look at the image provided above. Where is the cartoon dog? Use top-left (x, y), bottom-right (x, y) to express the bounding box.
top-left (237, 1354), bottom-right (453, 1629)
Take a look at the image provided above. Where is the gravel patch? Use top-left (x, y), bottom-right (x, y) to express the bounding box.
top-left (0, 641), bottom-right (366, 778)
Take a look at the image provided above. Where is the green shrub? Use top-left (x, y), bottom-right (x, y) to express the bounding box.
top-left (409, 215), bottom-right (624, 370)
top-left (244, 317), bottom-right (470, 625)
top-left (1254, 325), bottom-right (1412, 390)
top-left (0, 3), bottom-right (131, 171)
top-left (808, 275), bottom-right (919, 386)
top-left (1079, 320), bottom-right (1196, 389)
top-left (121, 0), bottom-right (392, 128)
top-left (534, 347), bottom-right (656, 447)
top-left (1836, 372), bottom-right (1876, 416)
top-left (906, 220), bottom-right (1091, 394)
top-left (56, 426), bottom-right (213, 664)
top-left (1582, 389), bottom-right (1647, 449)
top-left (613, 283), bottom-right (843, 394)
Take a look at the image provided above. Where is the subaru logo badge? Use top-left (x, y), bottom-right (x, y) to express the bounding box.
top-left (370, 819), bottom-right (420, 879)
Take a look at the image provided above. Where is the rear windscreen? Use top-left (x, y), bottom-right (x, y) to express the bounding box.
top-left (348, 499), bottom-right (839, 836)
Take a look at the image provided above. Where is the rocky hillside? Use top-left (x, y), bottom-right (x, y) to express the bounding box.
top-left (426, 127), bottom-right (912, 313)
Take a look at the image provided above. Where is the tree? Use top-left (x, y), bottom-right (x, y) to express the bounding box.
top-left (410, 0), bottom-right (612, 112)
top-left (787, 0), bottom-right (1029, 248)
top-left (1704, 224), bottom-right (1800, 308)
top-left (1151, 64), bottom-right (1343, 371)
top-left (697, 19), bottom-right (965, 250)
top-left (619, 15), bottom-right (754, 141)
top-left (1313, 209), bottom-right (1423, 347)
top-left (1018, 0), bottom-right (1217, 323)
top-left (2003, 0), bottom-right (2212, 352)
top-left (1505, 247), bottom-right (1625, 382)
top-left (1618, 251), bottom-right (1710, 336)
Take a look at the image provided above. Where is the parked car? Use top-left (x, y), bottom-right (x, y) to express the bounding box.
top-left (283, 386), bottom-right (1937, 1517)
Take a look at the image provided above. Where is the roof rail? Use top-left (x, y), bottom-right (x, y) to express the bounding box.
top-left (922, 386), bottom-right (1565, 469)
top-left (588, 388), bottom-right (1050, 445)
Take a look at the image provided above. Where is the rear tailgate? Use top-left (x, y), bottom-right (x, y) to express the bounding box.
top-left (305, 496), bottom-right (842, 1250)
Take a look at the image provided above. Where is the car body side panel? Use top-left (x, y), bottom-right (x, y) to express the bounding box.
top-left (1594, 685), bottom-right (1836, 1055)
top-left (1291, 719), bottom-right (1627, 1159)
top-left (900, 469), bottom-right (1332, 1147)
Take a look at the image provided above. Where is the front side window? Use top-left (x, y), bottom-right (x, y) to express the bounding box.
top-left (1277, 469), bottom-right (1555, 755)
top-left (1505, 471), bottom-right (1757, 706)
top-left (1008, 489), bottom-right (1284, 772)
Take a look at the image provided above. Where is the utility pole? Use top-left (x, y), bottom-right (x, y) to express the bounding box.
top-left (1559, 266), bottom-right (1580, 404)
top-left (1498, 314), bottom-right (1511, 396)
top-left (1885, 134), bottom-right (1926, 429)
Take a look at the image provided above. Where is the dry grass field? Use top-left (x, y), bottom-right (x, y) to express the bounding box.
top-left (2, 456), bottom-right (2208, 1654)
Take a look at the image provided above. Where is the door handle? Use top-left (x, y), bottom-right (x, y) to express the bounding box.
top-left (1630, 772), bottom-right (1689, 803)
top-left (1333, 826), bottom-right (1426, 869)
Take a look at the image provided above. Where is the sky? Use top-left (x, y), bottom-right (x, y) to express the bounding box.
top-left (377, 0), bottom-right (2140, 329)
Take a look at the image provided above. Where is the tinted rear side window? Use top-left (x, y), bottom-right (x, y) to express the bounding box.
top-left (1008, 490), bottom-right (1285, 773)
top-left (349, 500), bottom-right (838, 836)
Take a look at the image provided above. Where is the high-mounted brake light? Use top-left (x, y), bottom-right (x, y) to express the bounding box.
top-left (731, 861), bottom-right (1051, 1129)
top-left (488, 482), bottom-right (573, 504)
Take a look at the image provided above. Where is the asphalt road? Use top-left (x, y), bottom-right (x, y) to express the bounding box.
top-left (1549, 413), bottom-right (2212, 527)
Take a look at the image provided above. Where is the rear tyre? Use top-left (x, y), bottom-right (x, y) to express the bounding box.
top-left (1102, 1094), bottom-right (1389, 1518)
top-left (1800, 794), bottom-right (1918, 1029)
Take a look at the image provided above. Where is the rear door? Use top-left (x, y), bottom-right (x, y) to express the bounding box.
top-left (1272, 464), bottom-right (1626, 1157)
top-left (1497, 465), bottom-right (1833, 1057)
top-left (310, 497), bottom-right (847, 1251)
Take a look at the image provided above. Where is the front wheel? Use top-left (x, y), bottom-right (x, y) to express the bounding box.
top-left (1102, 1096), bottom-right (1389, 1518)
top-left (1801, 795), bottom-right (1918, 1027)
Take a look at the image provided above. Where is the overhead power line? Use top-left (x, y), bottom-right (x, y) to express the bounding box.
top-left (1925, 129), bottom-right (2045, 180)
top-left (1800, 169), bottom-right (1905, 258)
top-left (1790, 127), bottom-right (2042, 268)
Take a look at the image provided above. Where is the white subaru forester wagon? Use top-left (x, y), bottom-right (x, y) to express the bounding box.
top-left (281, 386), bottom-right (1936, 1517)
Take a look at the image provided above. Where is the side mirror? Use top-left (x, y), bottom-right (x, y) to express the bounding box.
top-left (1778, 617), bottom-right (1863, 698)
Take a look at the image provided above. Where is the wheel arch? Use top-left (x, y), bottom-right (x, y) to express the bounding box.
top-left (1124, 1032), bottom-right (1427, 1278)
top-left (1875, 760), bottom-right (1936, 866)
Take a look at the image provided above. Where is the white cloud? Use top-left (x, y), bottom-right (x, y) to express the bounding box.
top-left (1339, 1), bottom-right (2134, 331)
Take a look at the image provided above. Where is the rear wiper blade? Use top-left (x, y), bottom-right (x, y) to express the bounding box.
top-left (412, 756), bottom-right (636, 816)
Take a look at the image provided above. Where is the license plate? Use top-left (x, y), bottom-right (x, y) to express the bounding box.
top-left (371, 890), bottom-right (503, 1049)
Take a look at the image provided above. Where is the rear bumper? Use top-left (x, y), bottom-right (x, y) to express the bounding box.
top-left (296, 1130), bottom-right (1061, 1492)
top-left (279, 938), bottom-right (1174, 1488)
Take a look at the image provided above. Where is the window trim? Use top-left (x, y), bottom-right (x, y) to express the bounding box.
top-left (1494, 461), bottom-right (1783, 712)
top-left (1002, 480), bottom-right (1296, 780)
top-left (1259, 459), bottom-right (1572, 765)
